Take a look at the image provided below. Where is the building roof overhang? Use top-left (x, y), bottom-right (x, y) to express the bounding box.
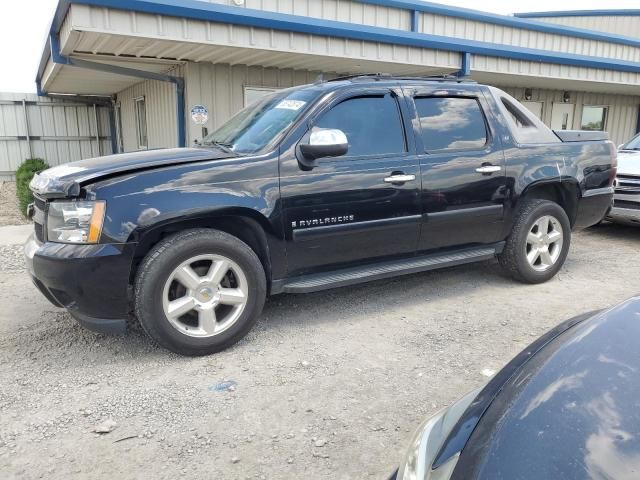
top-left (36, 0), bottom-right (640, 97)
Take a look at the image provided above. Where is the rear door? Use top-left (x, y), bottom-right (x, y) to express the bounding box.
top-left (408, 86), bottom-right (508, 251)
top-left (279, 87), bottom-right (422, 276)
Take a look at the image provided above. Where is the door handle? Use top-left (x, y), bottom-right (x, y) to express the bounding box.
top-left (475, 165), bottom-right (501, 174)
top-left (384, 174), bottom-right (416, 184)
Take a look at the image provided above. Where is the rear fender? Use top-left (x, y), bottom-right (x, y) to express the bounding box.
top-left (519, 179), bottom-right (579, 226)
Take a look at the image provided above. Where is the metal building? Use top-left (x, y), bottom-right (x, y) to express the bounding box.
top-left (31, 1), bottom-right (640, 164)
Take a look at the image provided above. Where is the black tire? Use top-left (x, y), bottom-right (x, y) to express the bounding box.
top-left (134, 229), bottom-right (266, 356)
top-left (498, 199), bottom-right (571, 284)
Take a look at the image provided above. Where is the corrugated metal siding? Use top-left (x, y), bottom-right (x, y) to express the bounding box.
top-left (184, 63), bottom-right (322, 142)
top-left (499, 86), bottom-right (639, 146)
top-left (420, 13), bottom-right (640, 63)
top-left (472, 55), bottom-right (640, 88)
top-left (536, 16), bottom-right (640, 40)
top-left (68, 5), bottom-right (461, 73)
top-left (115, 66), bottom-right (182, 152)
top-left (0, 93), bottom-right (112, 177)
top-left (117, 61), bottom-right (639, 150)
top-left (117, 62), bottom-right (325, 150)
top-left (196, 0), bottom-right (412, 30)
top-left (63, 5), bottom-right (640, 92)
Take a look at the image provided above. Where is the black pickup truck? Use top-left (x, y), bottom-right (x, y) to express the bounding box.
top-left (25, 75), bottom-right (616, 355)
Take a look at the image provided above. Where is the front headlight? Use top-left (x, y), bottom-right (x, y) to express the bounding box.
top-left (47, 200), bottom-right (106, 244)
top-left (397, 388), bottom-right (481, 480)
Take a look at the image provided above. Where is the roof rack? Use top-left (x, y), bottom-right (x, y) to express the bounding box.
top-left (315, 73), bottom-right (476, 84)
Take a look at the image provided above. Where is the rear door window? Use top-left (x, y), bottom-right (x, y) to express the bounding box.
top-left (315, 94), bottom-right (406, 157)
top-left (415, 97), bottom-right (488, 152)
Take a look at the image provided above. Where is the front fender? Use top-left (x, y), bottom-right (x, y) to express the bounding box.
top-left (84, 156), bottom-right (281, 244)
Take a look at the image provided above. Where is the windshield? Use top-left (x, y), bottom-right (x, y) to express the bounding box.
top-left (622, 133), bottom-right (640, 150)
top-left (202, 87), bottom-right (321, 155)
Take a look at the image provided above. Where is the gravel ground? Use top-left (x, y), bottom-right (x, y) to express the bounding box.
top-left (0, 223), bottom-right (638, 480)
top-left (0, 182), bottom-right (29, 227)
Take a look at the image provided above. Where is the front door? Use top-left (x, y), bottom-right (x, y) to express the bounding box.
top-left (408, 88), bottom-right (508, 251)
top-left (279, 89), bottom-right (421, 276)
top-left (551, 103), bottom-right (575, 131)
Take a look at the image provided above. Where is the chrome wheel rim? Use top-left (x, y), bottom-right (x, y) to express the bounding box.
top-left (162, 254), bottom-right (248, 338)
top-left (525, 215), bottom-right (564, 272)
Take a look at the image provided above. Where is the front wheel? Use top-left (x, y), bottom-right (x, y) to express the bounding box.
top-left (498, 199), bottom-right (571, 284)
top-left (134, 229), bottom-right (266, 356)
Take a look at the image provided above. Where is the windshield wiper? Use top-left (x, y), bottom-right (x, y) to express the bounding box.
top-left (202, 140), bottom-right (237, 154)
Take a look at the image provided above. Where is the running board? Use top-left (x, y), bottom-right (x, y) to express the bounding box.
top-left (275, 244), bottom-right (503, 294)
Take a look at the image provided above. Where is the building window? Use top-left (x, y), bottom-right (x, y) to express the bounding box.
top-left (134, 96), bottom-right (148, 149)
top-left (581, 106), bottom-right (608, 131)
top-left (244, 86), bottom-right (282, 107)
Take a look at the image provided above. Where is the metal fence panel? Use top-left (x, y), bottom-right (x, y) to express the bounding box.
top-left (0, 92), bottom-right (113, 179)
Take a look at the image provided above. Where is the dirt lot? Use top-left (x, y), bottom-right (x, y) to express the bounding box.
top-left (0, 223), bottom-right (638, 480)
top-left (0, 181), bottom-right (30, 227)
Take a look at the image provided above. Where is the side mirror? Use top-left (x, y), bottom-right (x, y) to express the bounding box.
top-left (618, 144), bottom-right (625, 150)
top-left (299, 129), bottom-right (348, 167)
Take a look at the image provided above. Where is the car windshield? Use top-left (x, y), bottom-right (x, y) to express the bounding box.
top-left (621, 134), bottom-right (640, 150)
top-left (202, 87), bottom-right (320, 155)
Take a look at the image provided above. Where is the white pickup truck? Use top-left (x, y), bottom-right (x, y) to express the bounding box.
top-left (608, 133), bottom-right (640, 225)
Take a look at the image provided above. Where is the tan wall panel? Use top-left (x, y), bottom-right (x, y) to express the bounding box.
top-left (419, 13), bottom-right (640, 62)
top-left (115, 66), bottom-right (182, 152)
top-left (535, 16), bottom-right (640, 40)
top-left (183, 63), bottom-right (323, 144)
top-left (195, 0), bottom-right (412, 30)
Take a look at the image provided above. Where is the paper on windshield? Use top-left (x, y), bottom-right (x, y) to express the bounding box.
top-left (275, 100), bottom-right (306, 111)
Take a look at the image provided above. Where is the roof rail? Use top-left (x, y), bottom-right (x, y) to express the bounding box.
top-left (314, 73), bottom-right (388, 84)
top-left (316, 73), bottom-right (476, 84)
top-left (390, 74), bottom-right (477, 84)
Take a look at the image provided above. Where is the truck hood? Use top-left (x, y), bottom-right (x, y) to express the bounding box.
top-left (617, 150), bottom-right (640, 176)
top-left (30, 147), bottom-right (234, 198)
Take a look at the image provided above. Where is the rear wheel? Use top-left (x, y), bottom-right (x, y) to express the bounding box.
top-left (134, 229), bottom-right (266, 356)
top-left (498, 199), bottom-right (571, 284)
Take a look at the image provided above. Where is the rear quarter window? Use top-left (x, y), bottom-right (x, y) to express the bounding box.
top-left (489, 87), bottom-right (560, 145)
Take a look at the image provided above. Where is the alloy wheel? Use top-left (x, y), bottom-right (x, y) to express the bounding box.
top-left (162, 254), bottom-right (249, 337)
top-left (525, 215), bottom-right (564, 272)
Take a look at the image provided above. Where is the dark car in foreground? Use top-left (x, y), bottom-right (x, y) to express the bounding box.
top-left (25, 74), bottom-right (616, 355)
top-left (393, 296), bottom-right (640, 480)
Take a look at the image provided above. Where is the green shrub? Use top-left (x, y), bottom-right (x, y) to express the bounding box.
top-left (15, 158), bottom-right (49, 218)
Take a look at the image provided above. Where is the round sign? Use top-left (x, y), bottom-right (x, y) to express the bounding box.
top-left (190, 105), bottom-right (209, 125)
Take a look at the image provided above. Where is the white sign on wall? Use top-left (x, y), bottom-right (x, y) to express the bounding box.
top-left (190, 105), bottom-right (209, 125)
